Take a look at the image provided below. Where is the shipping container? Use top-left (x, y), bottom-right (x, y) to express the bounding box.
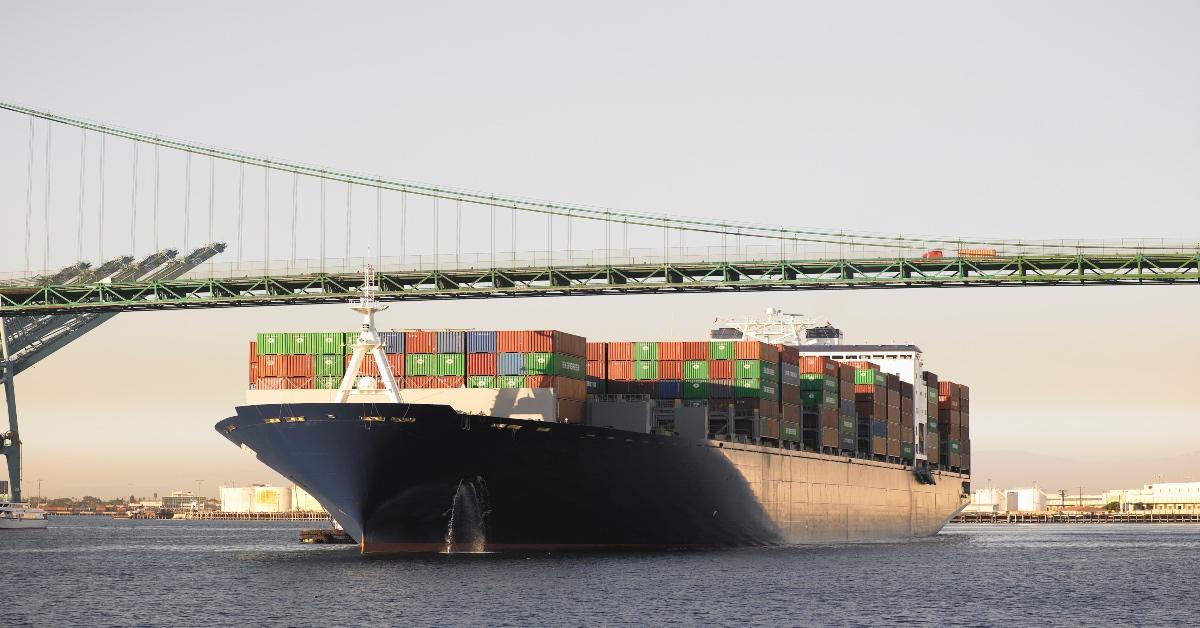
top-left (586, 342), bottom-right (606, 362)
top-left (682, 341), bottom-right (708, 360)
top-left (435, 353), bottom-right (465, 376)
top-left (465, 331), bottom-right (496, 354)
top-left (497, 353), bottom-right (526, 376)
top-left (780, 362), bottom-right (800, 387)
top-left (658, 360), bottom-right (683, 380)
top-left (498, 375), bottom-right (526, 388)
top-left (586, 377), bottom-right (605, 396)
top-left (313, 375), bottom-right (341, 390)
top-left (708, 359), bottom-right (733, 380)
top-left (734, 340), bottom-right (778, 362)
top-left (657, 341), bottom-right (685, 361)
top-left (315, 354), bottom-right (346, 377)
top-left (683, 360), bottom-right (709, 380)
top-left (254, 354), bottom-right (314, 378)
top-left (497, 331), bottom-right (522, 353)
top-left (558, 399), bottom-right (586, 424)
top-left (605, 342), bottom-right (633, 361)
top-left (820, 427), bottom-right (839, 449)
top-left (526, 375), bottom-right (587, 400)
top-left (406, 354), bottom-right (437, 376)
top-left (466, 375), bottom-right (497, 388)
top-left (607, 360), bottom-right (633, 381)
top-left (634, 360), bottom-right (659, 380)
top-left (435, 331), bottom-right (464, 353)
top-left (781, 421), bottom-right (802, 442)
top-left (709, 341), bottom-right (734, 360)
top-left (466, 353), bottom-right (497, 376)
top-left (378, 331), bottom-right (404, 354)
top-left (683, 381), bottom-right (709, 399)
top-left (734, 378), bottom-right (778, 400)
top-left (657, 380), bottom-right (683, 399)
top-left (709, 379), bottom-right (733, 398)
top-left (255, 332), bottom-right (287, 355)
top-left (586, 360), bottom-right (606, 379)
top-left (343, 353), bottom-right (404, 378)
top-left (760, 417), bottom-right (781, 440)
top-left (633, 342), bottom-right (658, 361)
top-left (521, 330), bottom-right (586, 356)
top-left (405, 331), bottom-right (437, 354)
top-left (253, 376), bottom-right (312, 390)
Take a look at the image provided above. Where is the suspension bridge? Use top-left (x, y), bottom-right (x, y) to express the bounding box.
top-left (0, 100), bottom-right (1196, 502)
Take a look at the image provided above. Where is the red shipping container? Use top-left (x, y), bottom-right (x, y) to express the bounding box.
top-left (708, 360), bottom-right (734, 379)
top-left (657, 342), bottom-right (685, 361)
top-left (606, 342), bottom-right (633, 361)
top-left (658, 360), bottom-right (683, 380)
top-left (760, 417), bottom-right (781, 440)
top-left (734, 340), bottom-right (778, 362)
top-left (521, 330), bottom-right (586, 356)
top-left (527, 375), bottom-right (586, 400)
top-left (256, 354), bottom-right (315, 378)
top-left (497, 330), bottom-right (522, 352)
top-left (248, 342), bottom-right (257, 383)
top-left (586, 360), bottom-right (606, 379)
top-left (466, 353), bottom-right (497, 376)
top-left (607, 360), bottom-right (634, 381)
top-left (254, 376), bottom-right (311, 390)
top-left (682, 341), bottom-right (708, 360)
top-left (774, 344), bottom-right (799, 365)
top-left (404, 376), bottom-right (436, 389)
top-left (847, 360), bottom-right (878, 370)
top-left (433, 375), bottom-right (464, 388)
top-left (405, 331), bottom-right (437, 354)
top-left (782, 403), bottom-right (801, 422)
top-left (344, 354), bottom-right (404, 378)
top-left (586, 342), bottom-right (606, 362)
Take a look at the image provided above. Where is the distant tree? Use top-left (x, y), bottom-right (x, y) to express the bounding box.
top-left (1104, 501), bottom-right (1120, 512)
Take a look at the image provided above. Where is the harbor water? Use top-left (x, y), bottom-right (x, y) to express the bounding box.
top-left (0, 519), bottom-right (1195, 626)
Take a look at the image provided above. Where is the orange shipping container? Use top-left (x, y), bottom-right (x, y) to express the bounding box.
top-left (657, 342), bottom-right (685, 361)
top-left (682, 341), bottom-right (708, 360)
top-left (586, 342), bottom-right (606, 362)
top-left (522, 330), bottom-right (587, 356)
top-left (497, 330), bottom-right (522, 352)
top-left (586, 360), bottom-right (606, 379)
top-left (405, 331), bottom-right (437, 354)
top-left (799, 356), bottom-right (839, 375)
top-left (466, 353), bottom-right (497, 376)
top-left (404, 376), bottom-right (436, 389)
top-left (433, 375), bottom-right (464, 388)
top-left (254, 376), bottom-right (312, 390)
top-left (708, 360), bottom-right (733, 379)
top-left (734, 340), bottom-right (778, 362)
top-left (605, 342), bottom-right (633, 361)
top-left (658, 360), bottom-right (683, 380)
top-left (255, 354), bottom-right (315, 378)
top-left (248, 342), bottom-right (258, 383)
top-left (607, 360), bottom-right (634, 381)
top-left (344, 354), bottom-right (404, 378)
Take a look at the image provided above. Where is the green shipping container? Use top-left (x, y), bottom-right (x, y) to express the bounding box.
top-left (840, 417), bottom-right (856, 432)
top-left (316, 332), bottom-right (346, 354)
top-left (467, 375), bottom-right (497, 388)
top-left (854, 369), bottom-right (888, 387)
top-left (781, 421), bottom-right (802, 442)
top-left (314, 375), bottom-right (340, 389)
top-left (525, 352), bottom-right (554, 375)
top-left (498, 375), bottom-right (525, 388)
top-left (901, 443), bottom-right (914, 460)
top-left (633, 342), bottom-right (658, 361)
top-left (797, 373), bottom-right (823, 381)
top-left (927, 419), bottom-right (939, 433)
top-left (256, 333), bottom-right (286, 355)
top-left (683, 381), bottom-right (709, 399)
top-left (406, 354), bottom-right (437, 376)
top-left (634, 360), bottom-right (659, 380)
top-left (344, 332), bottom-right (361, 350)
top-left (683, 360), bottom-right (709, 380)
top-left (800, 390), bottom-right (821, 408)
top-left (949, 440), bottom-right (961, 454)
top-left (735, 378), bottom-right (777, 400)
top-left (436, 353), bottom-right (465, 376)
top-left (799, 378), bottom-right (823, 391)
top-left (709, 341), bottom-right (734, 359)
top-left (554, 354), bottom-right (586, 379)
top-left (314, 354), bottom-right (345, 377)
top-left (735, 359), bottom-right (771, 379)
top-left (822, 377), bottom-right (838, 392)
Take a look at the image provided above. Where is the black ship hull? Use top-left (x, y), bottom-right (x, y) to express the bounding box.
top-left (217, 403), bottom-right (784, 552)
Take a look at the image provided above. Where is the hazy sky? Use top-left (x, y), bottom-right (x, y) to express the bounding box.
top-left (1, 1), bottom-right (1197, 497)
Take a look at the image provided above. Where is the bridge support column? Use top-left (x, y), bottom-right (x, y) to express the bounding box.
top-left (0, 318), bottom-right (19, 503)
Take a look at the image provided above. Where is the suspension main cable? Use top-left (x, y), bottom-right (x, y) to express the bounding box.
top-left (25, 116), bottom-right (34, 275)
top-left (98, 132), bottom-right (105, 261)
top-left (42, 120), bottom-right (52, 274)
top-left (130, 140), bottom-right (139, 257)
top-left (77, 129), bottom-right (87, 262)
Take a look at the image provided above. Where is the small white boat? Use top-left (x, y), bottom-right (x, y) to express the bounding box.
top-left (0, 501), bottom-right (49, 529)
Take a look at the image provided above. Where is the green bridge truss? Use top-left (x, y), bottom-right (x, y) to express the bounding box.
top-left (1, 252), bottom-right (1196, 315)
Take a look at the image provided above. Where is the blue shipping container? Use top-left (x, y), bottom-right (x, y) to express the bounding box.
top-left (657, 380), bottom-right (683, 399)
top-left (379, 331), bottom-right (404, 354)
top-left (872, 420), bottom-right (888, 437)
top-left (436, 331), bottom-right (465, 353)
top-left (498, 352), bottom-right (526, 376)
top-left (466, 331), bottom-right (497, 354)
top-left (840, 400), bottom-right (855, 417)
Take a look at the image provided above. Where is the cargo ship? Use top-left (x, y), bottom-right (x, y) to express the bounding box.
top-left (217, 273), bottom-right (972, 553)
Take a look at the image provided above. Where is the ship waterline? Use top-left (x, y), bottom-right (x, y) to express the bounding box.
top-left (217, 403), bottom-right (969, 553)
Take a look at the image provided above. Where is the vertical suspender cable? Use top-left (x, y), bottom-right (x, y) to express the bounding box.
top-left (433, 196), bottom-right (439, 269)
top-left (42, 121), bottom-right (52, 274)
top-left (375, 184), bottom-right (382, 271)
top-left (604, 212), bottom-right (610, 267)
top-left (153, 146), bottom-right (160, 252)
top-left (511, 206), bottom-right (516, 267)
top-left (455, 199), bottom-right (461, 269)
top-left (77, 129), bottom-right (87, 262)
top-left (25, 117), bottom-right (34, 274)
top-left (319, 172), bottom-right (326, 272)
top-left (207, 155), bottom-right (215, 246)
top-left (130, 142), bottom-right (139, 256)
top-left (489, 199), bottom-right (495, 268)
top-left (566, 211), bottom-right (572, 262)
top-left (236, 162), bottom-right (245, 266)
top-left (98, 132), bottom-right (106, 262)
top-left (290, 172), bottom-right (298, 270)
top-left (345, 182), bottom-right (352, 266)
top-left (263, 162), bottom-right (270, 272)
top-left (547, 209), bottom-right (552, 268)
top-left (400, 191), bottom-right (407, 268)
top-left (183, 152), bottom-right (192, 251)
top-left (623, 220), bottom-right (628, 261)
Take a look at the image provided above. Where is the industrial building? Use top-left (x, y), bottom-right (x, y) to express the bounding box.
top-left (219, 484), bottom-right (327, 514)
top-left (967, 481), bottom-right (1200, 515)
top-left (965, 487), bottom-right (1048, 513)
top-left (161, 491), bottom-right (204, 511)
top-left (1105, 482), bottom-right (1200, 514)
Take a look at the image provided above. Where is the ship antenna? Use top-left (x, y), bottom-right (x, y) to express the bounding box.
top-left (335, 263), bottom-right (401, 403)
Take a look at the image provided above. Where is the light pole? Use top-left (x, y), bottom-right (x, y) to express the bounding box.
top-left (195, 480), bottom-right (204, 511)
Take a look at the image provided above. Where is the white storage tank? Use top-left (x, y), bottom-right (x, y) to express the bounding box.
top-left (252, 485), bottom-right (292, 513)
top-left (219, 486), bottom-right (255, 513)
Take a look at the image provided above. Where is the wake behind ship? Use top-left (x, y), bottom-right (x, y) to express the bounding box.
top-left (218, 273), bottom-right (971, 553)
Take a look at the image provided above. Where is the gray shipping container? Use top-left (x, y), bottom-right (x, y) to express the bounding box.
top-left (466, 331), bottom-right (497, 354)
top-left (379, 331), bottom-right (404, 354)
top-left (498, 352), bottom-right (525, 375)
top-left (436, 331), bottom-right (465, 353)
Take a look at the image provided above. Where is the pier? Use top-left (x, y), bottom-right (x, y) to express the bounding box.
top-left (954, 512), bottom-right (1200, 524)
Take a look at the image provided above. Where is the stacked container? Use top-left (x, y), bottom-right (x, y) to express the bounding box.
top-left (775, 345), bottom-right (802, 445)
top-left (885, 373), bottom-right (901, 459)
top-left (922, 371), bottom-right (940, 463)
top-left (837, 363), bottom-right (857, 453)
top-left (798, 355), bottom-right (840, 451)
top-left (938, 380), bottom-right (971, 470)
top-left (899, 380), bottom-right (914, 461)
top-left (851, 361), bottom-right (888, 458)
